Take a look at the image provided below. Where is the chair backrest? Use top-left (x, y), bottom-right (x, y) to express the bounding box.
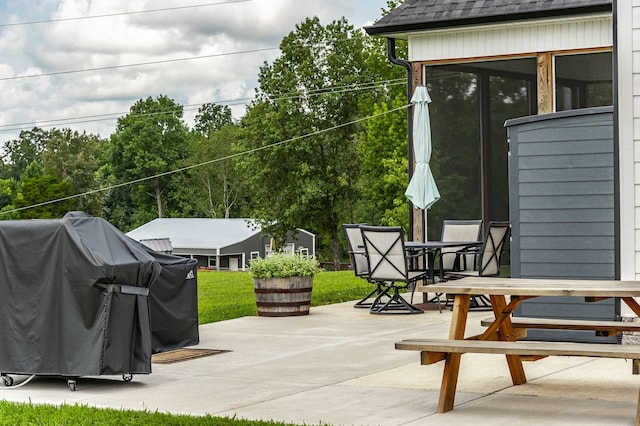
top-left (360, 225), bottom-right (408, 282)
top-left (477, 222), bottom-right (510, 276)
top-left (342, 224), bottom-right (369, 277)
top-left (440, 220), bottom-right (482, 271)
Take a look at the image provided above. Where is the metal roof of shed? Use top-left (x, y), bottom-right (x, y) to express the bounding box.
top-left (365, 0), bottom-right (612, 36)
top-left (139, 238), bottom-right (173, 252)
top-left (127, 218), bottom-right (261, 250)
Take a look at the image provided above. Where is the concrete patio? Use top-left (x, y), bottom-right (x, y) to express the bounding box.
top-left (0, 299), bottom-right (638, 425)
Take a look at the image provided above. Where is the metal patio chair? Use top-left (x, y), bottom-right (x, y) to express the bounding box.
top-left (439, 219), bottom-right (483, 275)
top-left (342, 224), bottom-right (387, 309)
top-left (360, 225), bottom-right (427, 315)
top-left (443, 221), bottom-right (511, 309)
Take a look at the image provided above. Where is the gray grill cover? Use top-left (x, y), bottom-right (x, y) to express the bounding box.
top-left (0, 212), bottom-right (198, 377)
top-left (146, 249), bottom-right (199, 353)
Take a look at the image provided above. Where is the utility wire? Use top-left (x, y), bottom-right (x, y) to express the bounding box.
top-left (0, 47), bottom-right (279, 81)
top-left (0, 103), bottom-right (411, 216)
top-left (0, 1), bottom-right (251, 27)
top-left (0, 97), bottom-right (255, 131)
top-left (0, 79), bottom-right (406, 133)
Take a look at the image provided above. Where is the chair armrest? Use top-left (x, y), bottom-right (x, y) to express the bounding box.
top-left (450, 246), bottom-right (482, 271)
top-left (403, 251), bottom-right (430, 274)
top-left (405, 252), bottom-right (424, 260)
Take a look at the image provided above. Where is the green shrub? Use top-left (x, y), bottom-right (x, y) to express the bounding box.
top-left (249, 252), bottom-right (321, 279)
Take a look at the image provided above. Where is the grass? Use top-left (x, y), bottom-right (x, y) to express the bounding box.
top-left (0, 401), bottom-right (305, 425)
top-left (197, 270), bottom-right (373, 324)
top-left (2, 270), bottom-right (368, 426)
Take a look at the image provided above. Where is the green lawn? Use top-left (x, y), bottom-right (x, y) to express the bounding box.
top-left (0, 401), bottom-right (306, 425)
top-left (3, 270), bottom-right (367, 425)
top-left (197, 270), bottom-right (372, 324)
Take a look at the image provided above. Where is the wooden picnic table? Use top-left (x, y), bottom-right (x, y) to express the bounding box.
top-left (399, 277), bottom-right (640, 424)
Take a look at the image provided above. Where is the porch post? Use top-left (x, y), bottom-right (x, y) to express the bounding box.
top-left (537, 52), bottom-right (554, 114)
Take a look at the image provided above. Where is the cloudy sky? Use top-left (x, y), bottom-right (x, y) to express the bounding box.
top-left (0, 0), bottom-right (390, 143)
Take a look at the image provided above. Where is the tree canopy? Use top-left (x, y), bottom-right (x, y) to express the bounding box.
top-left (105, 95), bottom-right (190, 229)
top-left (237, 16), bottom-right (405, 265)
top-left (0, 8), bottom-right (412, 264)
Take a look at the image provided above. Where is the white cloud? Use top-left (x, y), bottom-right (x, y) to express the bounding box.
top-left (0, 0), bottom-right (389, 142)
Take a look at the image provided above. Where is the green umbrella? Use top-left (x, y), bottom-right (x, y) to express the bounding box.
top-left (405, 85), bottom-right (440, 210)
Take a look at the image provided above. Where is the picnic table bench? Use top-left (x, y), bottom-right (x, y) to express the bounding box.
top-left (481, 316), bottom-right (640, 337)
top-left (396, 338), bottom-right (640, 370)
top-left (403, 277), bottom-right (640, 424)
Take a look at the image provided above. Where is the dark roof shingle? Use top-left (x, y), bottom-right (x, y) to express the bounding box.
top-left (365, 0), bottom-right (612, 36)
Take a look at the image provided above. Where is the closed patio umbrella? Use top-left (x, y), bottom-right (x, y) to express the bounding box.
top-left (405, 85), bottom-right (440, 210)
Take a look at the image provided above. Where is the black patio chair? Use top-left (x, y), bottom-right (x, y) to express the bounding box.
top-left (360, 225), bottom-right (427, 315)
top-left (342, 224), bottom-right (387, 309)
top-left (443, 221), bottom-right (511, 310)
top-left (439, 219), bottom-right (483, 275)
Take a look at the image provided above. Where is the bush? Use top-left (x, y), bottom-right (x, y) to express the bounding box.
top-left (249, 252), bottom-right (321, 279)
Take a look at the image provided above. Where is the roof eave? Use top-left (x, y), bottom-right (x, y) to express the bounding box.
top-left (364, 4), bottom-right (612, 37)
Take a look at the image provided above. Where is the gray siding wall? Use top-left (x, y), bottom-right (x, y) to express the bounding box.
top-left (506, 107), bottom-right (618, 342)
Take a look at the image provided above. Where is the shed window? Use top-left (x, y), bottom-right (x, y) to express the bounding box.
top-left (208, 257), bottom-right (217, 268)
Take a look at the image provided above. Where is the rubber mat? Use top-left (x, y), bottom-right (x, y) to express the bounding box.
top-left (152, 348), bottom-right (231, 364)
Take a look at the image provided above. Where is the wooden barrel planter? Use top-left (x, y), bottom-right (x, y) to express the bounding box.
top-left (253, 276), bottom-right (313, 317)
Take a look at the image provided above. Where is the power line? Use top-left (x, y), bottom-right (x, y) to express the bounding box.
top-left (0, 47), bottom-right (279, 81)
top-left (0, 97), bottom-right (255, 132)
top-left (0, 104), bottom-right (411, 216)
top-left (0, 1), bottom-right (252, 27)
top-left (269, 79), bottom-right (406, 101)
top-left (0, 79), bottom-right (406, 133)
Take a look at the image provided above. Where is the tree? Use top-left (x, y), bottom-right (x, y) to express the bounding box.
top-left (238, 17), bottom-right (376, 267)
top-left (193, 103), bottom-right (233, 136)
top-left (0, 127), bottom-right (105, 218)
top-left (1, 128), bottom-right (47, 181)
top-left (14, 173), bottom-right (74, 219)
top-left (355, 4), bottom-right (409, 230)
top-left (0, 178), bottom-right (18, 219)
top-left (357, 93), bottom-right (409, 229)
top-left (106, 95), bottom-right (189, 230)
top-left (41, 128), bottom-right (104, 216)
top-left (175, 103), bottom-right (246, 218)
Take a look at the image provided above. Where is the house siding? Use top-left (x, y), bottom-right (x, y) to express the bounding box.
top-left (617, 0), bottom-right (640, 292)
top-left (408, 15), bottom-right (612, 62)
top-left (634, 1), bottom-right (640, 282)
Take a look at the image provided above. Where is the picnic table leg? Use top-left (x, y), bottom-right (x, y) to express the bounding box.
top-left (622, 297), bottom-right (640, 318)
top-left (437, 294), bottom-right (470, 413)
top-left (490, 295), bottom-right (527, 385)
top-left (636, 388), bottom-right (640, 426)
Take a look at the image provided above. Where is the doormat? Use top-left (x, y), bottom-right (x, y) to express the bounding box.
top-left (152, 348), bottom-right (231, 364)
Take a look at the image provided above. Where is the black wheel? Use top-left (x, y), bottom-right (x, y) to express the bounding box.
top-left (122, 374), bottom-right (133, 382)
top-left (2, 376), bottom-right (13, 387)
top-left (67, 379), bottom-right (77, 391)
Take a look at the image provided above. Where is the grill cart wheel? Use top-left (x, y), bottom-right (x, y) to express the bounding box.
top-left (1, 375), bottom-right (13, 387)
